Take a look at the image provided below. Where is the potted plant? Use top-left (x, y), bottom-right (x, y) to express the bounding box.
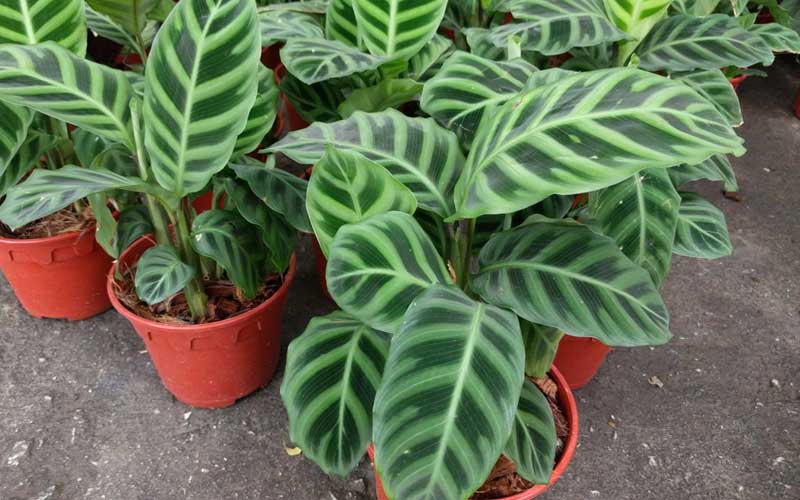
top-left (276, 37), bottom-right (745, 495)
top-left (0, 0), bottom-right (123, 321)
top-left (0, 0), bottom-right (304, 408)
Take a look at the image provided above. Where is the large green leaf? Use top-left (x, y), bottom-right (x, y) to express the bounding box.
top-left (464, 27), bottom-right (508, 60)
top-left (673, 192), bottom-right (731, 258)
top-left (144, 0), bottom-right (261, 197)
top-left (307, 146), bottom-right (417, 256)
top-left (748, 22), bottom-right (800, 52)
top-left (373, 284), bottom-right (525, 500)
top-left (590, 168), bottom-right (680, 286)
top-left (0, 0), bottom-right (86, 55)
top-left (135, 244), bottom-right (197, 305)
top-left (504, 379), bottom-right (557, 486)
top-left (326, 0), bottom-right (361, 47)
top-left (269, 109), bottom-right (464, 217)
top-left (337, 78), bottom-right (423, 118)
top-left (279, 73), bottom-right (345, 123)
top-left (0, 129), bottom-right (57, 198)
top-left (281, 311), bottom-right (390, 477)
top-left (0, 101), bottom-right (32, 176)
top-left (258, 9), bottom-right (325, 45)
top-left (674, 70), bottom-right (743, 127)
top-left (116, 205), bottom-right (153, 255)
top-left (669, 154), bottom-right (738, 192)
top-left (191, 209), bottom-right (266, 298)
top-left (353, 0), bottom-right (447, 59)
top-left (233, 65), bottom-right (279, 158)
top-left (487, 0), bottom-right (628, 55)
top-left (455, 68), bottom-right (746, 219)
top-left (474, 216), bottom-right (672, 346)
top-left (0, 43), bottom-right (134, 148)
top-left (222, 177), bottom-right (295, 273)
top-left (420, 51), bottom-right (537, 146)
top-left (280, 38), bottom-right (388, 85)
top-left (406, 33), bottom-right (453, 82)
top-left (637, 14), bottom-right (775, 72)
top-left (0, 166), bottom-right (146, 230)
top-left (326, 211), bottom-right (449, 334)
top-left (86, 0), bottom-right (159, 36)
top-left (231, 161), bottom-right (312, 233)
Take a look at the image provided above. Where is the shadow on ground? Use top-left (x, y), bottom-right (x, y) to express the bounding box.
top-left (1, 56), bottom-right (798, 500)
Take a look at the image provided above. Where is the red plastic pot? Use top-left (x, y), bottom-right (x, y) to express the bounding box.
top-left (729, 75), bottom-right (747, 92)
top-left (553, 335), bottom-right (611, 390)
top-left (274, 63), bottom-right (309, 132)
top-left (108, 236), bottom-right (296, 408)
top-left (0, 228), bottom-right (113, 321)
top-left (261, 44), bottom-right (282, 69)
top-left (368, 366), bottom-right (579, 500)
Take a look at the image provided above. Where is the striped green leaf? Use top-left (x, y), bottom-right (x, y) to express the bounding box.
top-left (674, 70), bottom-right (743, 127)
top-left (487, 0), bottom-right (628, 55)
top-left (135, 245), bottom-right (196, 305)
top-left (671, 0), bottom-right (722, 16)
top-left (231, 161), bottom-right (312, 233)
top-left (521, 321), bottom-right (563, 379)
top-left (604, 0), bottom-right (671, 61)
top-left (116, 205), bottom-right (153, 255)
top-left (279, 73), bottom-right (345, 123)
top-left (504, 379), bottom-right (557, 485)
top-left (407, 34), bottom-right (453, 82)
top-left (222, 177), bottom-right (295, 273)
top-left (281, 310), bottom-right (390, 477)
top-left (144, 0), bottom-right (261, 197)
top-left (464, 27), bottom-right (507, 60)
top-left (337, 78), bottom-right (423, 118)
top-left (258, 9), bottom-right (325, 46)
top-left (669, 154), bottom-right (738, 192)
top-left (590, 168), bottom-right (680, 286)
top-left (307, 146), bottom-right (417, 256)
top-left (373, 284), bottom-right (525, 500)
top-left (474, 216), bottom-right (672, 346)
top-left (353, 0), bottom-right (447, 59)
top-left (673, 192), bottom-right (731, 258)
top-left (326, 0), bottom-right (360, 47)
top-left (0, 166), bottom-right (146, 230)
top-left (637, 14), bottom-right (775, 72)
top-left (0, 129), bottom-right (57, 198)
top-left (85, 5), bottom-right (145, 58)
top-left (86, 0), bottom-right (158, 36)
top-left (420, 51), bottom-right (537, 146)
top-left (280, 38), bottom-right (388, 85)
top-left (749, 22), bottom-right (800, 52)
top-left (0, 43), bottom-right (134, 148)
top-left (191, 209), bottom-right (266, 298)
top-left (326, 211), bottom-right (449, 334)
top-left (269, 109), bottom-right (464, 217)
top-left (233, 66), bottom-right (279, 158)
top-left (258, 1), bottom-right (329, 14)
top-left (0, 0), bottom-right (86, 55)
top-left (0, 101), bottom-right (32, 176)
top-left (455, 68), bottom-right (746, 219)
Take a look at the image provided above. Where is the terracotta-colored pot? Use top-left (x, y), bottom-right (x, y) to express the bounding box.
top-left (368, 366), bottom-right (579, 500)
top-left (273, 63), bottom-right (309, 132)
top-left (553, 335), bottom-right (611, 389)
top-left (261, 44), bottom-right (282, 69)
top-left (0, 228), bottom-right (113, 320)
top-left (108, 236), bottom-right (295, 408)
top-left (729, 75), bottom-right (747, 92)
top-left (311, 236), bottom-right (332, 300)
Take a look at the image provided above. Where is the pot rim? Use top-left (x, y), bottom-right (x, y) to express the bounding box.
top-left (368, 365), bottom-right (579, 500)
top-left (0, 224), bottom-right (97, 247)
top-left (107, 235), bottom-right (297, 333)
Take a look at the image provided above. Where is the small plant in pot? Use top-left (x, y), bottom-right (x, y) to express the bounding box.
top-left (0, 0), bottom-right (306, 408)
top-left (277, 26), bottom-right (745, 495)
top-left (0, 0), bottom-right (124, 321)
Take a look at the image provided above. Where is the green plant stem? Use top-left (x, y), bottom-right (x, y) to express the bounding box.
top-left (174, 201), bottom-right (208, 321)
top-left (135, 32), bottom-right (149, 64)
top-left (450, 219), bottom-right (475, 291)
top-left (130, 99), bottom-right (170, 246)
top-left (522, 322), bottom-right (564, 379)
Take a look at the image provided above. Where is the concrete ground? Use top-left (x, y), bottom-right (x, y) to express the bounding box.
top-left (1, 56), bottom-right (798, 500)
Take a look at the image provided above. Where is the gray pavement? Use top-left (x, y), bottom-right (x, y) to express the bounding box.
top-left (1, 56), bottom-right (798, 500)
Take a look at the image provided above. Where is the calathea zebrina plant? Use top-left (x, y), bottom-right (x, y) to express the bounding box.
top-left (0, 0), bottom-right (304, 322)
top-left (277, 49), bottom-right (745, 497)
top-left (256, 0), bottom-right (457, 122)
